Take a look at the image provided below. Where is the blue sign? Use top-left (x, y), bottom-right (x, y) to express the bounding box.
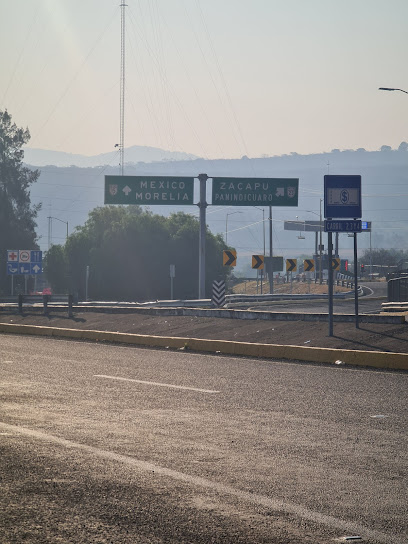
top-left (30, 250), bottom-right (43, 263)
top-left (30, 263), bottom-right (43, 274)
top-left (18, 263), bottom-right (31, 274)
top-left (324, 175), bottom-right (362, 219)
top-left (7, 263), bottom-right (19, 275)
top-left (324, 220), bottom-right (362, 233)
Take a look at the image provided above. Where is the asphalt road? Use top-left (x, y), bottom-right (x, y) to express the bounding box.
top-left (1, 334), bottom-right (407, 543)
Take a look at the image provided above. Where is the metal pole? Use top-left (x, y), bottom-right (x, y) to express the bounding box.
top-left (354, 229), bottom-right (359, 328)
top-left (198, 174), bottom-right (208, 299)
top-left (319, 199), bottom-right (323, 284)
top-left (269, 205), bottom-right (274, 294)
top-left (328, 230), bottom-right (334, 336)
top-left (369, 229), bottom-right (372, 278)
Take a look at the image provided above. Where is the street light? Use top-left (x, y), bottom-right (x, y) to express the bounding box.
top-left (48, 216), bottom-right (69, 249)
top-left (379, 87), bottom-right (408, 94)
top-left (225, 211), bottom-right (243, 245)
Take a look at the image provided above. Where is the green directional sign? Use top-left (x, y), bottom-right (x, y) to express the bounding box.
top-left (212, 177), bottom-right (299, 207)
top-left (105, 175), bottom-right (194, 205)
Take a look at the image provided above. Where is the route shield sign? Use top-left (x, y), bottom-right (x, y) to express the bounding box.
top-left (212, 178), bottom-right (299, 207)
top-left (324, 175), bottom-right (361, 218)
top-left (105, 176), bottom-right (194, 205)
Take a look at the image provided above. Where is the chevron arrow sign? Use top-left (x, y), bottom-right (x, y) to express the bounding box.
top-left (223, 250), bottom-right (237, 267)
top-left (286, 258), bottom-right (297, 272)
top-left (331, 258), bottom-right (340, 271)
top-left (304, 259), bottom-right (315, 272)
top-left (212, 280), bottom-right (226, 307)
top-left (252, 255), bottom-right (264, 269)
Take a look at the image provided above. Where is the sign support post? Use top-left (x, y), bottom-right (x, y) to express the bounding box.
top-left (198, 174), bottom-right (208, 299)
top-left (327, 229), bottom-right (334, 337)
top-left (353, 227), bottom-right (359, 328)
top-left (269, 205), bottom-right (274, 294)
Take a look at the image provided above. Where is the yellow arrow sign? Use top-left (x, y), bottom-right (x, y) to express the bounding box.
top-left (304, 259), bottom-right (315, 272)
top-left (223, 250), bottom-right (237, 267)
top-left (252, 255), bottom-right (264, 269)
top-left (331, 258), bottom-right (340, 271)
top-left (286, 258), bottom-right (297, 272)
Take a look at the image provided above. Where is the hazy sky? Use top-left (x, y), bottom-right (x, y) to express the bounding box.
top-left (1, 0), bottom-right (407, 159)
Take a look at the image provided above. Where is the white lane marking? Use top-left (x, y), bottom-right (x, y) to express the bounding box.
top-left (0, 422), bottom-right (403, 544)
top-left (94, 374), bottom-right (220, 394)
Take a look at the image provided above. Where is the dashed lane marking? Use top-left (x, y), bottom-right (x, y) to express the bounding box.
top-left (94, 374), bottom-right (220, 394)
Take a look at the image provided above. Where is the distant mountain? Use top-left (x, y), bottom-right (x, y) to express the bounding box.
top-left (23, 145), bottom-right (199, 167)
top-left (29, 148), bottom-right (408, 275)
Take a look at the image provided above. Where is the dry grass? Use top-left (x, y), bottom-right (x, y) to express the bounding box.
top-left (232, 279), bottom-right (351, 295)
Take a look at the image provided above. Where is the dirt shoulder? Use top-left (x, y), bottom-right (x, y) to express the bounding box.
top-left (0, 309), bottom-right (407, 354)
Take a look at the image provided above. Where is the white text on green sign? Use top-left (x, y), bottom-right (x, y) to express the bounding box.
top-left (105, 176), bottom-right (194, 205)
top-left (212, 177), bottom-right (299, 206)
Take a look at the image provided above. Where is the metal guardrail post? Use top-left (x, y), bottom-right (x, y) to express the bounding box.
top-left (43, 295), bottom-right (49, 316)
top-left (18, 294), bottom-right (23, 314)
top-left (68, 294), bottom-right (73, 318)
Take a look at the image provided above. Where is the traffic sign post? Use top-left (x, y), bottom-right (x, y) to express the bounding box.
top-left (324, 175), bottom-right (362, 335)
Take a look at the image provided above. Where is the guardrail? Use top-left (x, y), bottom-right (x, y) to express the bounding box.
top-left (0, 294), bottom-right (74, 317)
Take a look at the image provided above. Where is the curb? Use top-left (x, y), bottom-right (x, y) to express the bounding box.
top-left (1, 323), bottom-right (407, 371)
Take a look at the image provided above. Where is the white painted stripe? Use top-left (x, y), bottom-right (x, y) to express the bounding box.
top-left (0, 422), bottom-right (403, 544)
top-left (94, 374), bottom-right (220, 394)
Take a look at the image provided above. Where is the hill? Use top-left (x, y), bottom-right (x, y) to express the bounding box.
top-left (27, 148), bottom-right (408, 274)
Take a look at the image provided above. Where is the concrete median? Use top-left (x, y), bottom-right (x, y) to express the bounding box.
top-left (0, 322), bottom-right (407, 371)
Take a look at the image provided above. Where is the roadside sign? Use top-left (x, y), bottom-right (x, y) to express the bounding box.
top-left (212, 280), bottom-right (226, 307)
top-left (324, 175), bottom-right (361, 218)
top-left (331, 258), bottom-right (341, 271)
top-left (31, 264), bottom-right (43, 274)
top-left (7, 250), bottom-right (19, 262)
top-left (30, 250), bottom-right (43, 262)
top-left (212, 177), bottom-right (299, 207)
top-left (223, 250), bottom-right (237, 267)
top-left (18, 263), bottom-right (31, 274)
top-left (361, 221), bottom-right (372, 232)
top-left (304, 259), bottom-right (315, 272)
top-left (264, 256), bottom-right (284, 273)
top-left (6, 249), bottom-right (43, 275)
top-left (324, 220), bottom-right (362, 233)
top-left (19, 250), bottom-right (30, 262)
top-left (252, 255), bottom-right (264, 270)
top-left (105, 175), bottom-right (194, 205)
top-left (286, 259), bottom-right (297, 272)
top-left (7, 263), bottom-right (19, 275)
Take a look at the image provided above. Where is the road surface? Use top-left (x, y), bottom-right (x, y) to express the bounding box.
top-left (1, 333), bottom-right (406, 543)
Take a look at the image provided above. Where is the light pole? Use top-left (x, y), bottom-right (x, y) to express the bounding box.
top-left (225, 211), bottom-right (242, 245)
top-left (48, 216), bottom-right (69, 249)
top-left (379, 87), bottom-right (408, 94)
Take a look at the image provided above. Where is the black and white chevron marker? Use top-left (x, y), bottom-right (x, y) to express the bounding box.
top-left (212, 280), bottom-right (226, 307)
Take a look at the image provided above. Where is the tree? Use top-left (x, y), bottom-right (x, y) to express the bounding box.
top-left (0, 110), bottom-right (41, 294)
top-left (45, 207), bottom-right (231, 301)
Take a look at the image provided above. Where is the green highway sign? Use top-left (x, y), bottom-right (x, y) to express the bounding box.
top-left (212, 177), bottom-right (299, 207)
top-left (105, 175), bottom-right (194, 205)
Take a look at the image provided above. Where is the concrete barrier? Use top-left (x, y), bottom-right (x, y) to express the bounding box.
top-left (0, 323), bottom-right (406, 371)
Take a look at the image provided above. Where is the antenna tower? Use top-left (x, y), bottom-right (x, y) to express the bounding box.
top-left (120, 3), bottom-right (127, 175)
